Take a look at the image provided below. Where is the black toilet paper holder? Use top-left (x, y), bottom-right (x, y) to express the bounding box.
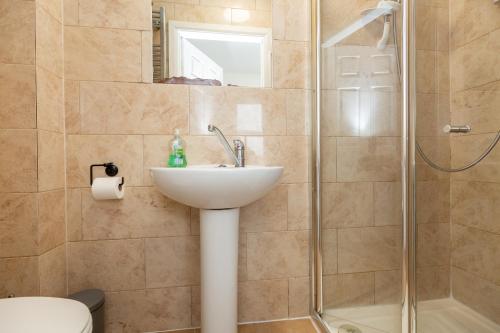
top-left (90, 162), bottom-right (125, 190)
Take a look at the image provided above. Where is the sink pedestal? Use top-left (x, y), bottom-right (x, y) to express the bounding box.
top-left (200, 208), bottom-right (239, 333)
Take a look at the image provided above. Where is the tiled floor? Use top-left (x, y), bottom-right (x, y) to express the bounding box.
top-left (170, 318), bottom-right (318, 333)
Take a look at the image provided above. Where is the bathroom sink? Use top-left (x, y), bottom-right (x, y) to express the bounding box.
top-left (150, 165), bottom-right (283, 209)
top-left (150, 164), bottom-right (283, 333)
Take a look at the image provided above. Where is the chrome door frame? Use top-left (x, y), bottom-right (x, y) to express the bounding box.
top-left (310, 0), bottom-right (417, 332)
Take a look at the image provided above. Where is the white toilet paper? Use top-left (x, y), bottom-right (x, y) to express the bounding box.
top-left (91, 177), bottom-right (125, 200)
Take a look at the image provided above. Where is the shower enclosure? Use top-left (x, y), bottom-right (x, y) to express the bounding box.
top-left (311, 0), bottom-right (500, 332)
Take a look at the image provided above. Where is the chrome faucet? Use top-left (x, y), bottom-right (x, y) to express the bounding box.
top-left (207, 124), bottom-right (245, 167)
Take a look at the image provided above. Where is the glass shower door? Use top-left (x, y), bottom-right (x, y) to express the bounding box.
top-left (317, 1), bottom-right (404, 332)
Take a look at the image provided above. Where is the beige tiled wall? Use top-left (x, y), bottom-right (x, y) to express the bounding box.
top-left (449, 0), bottom-right (500, 324)
top-left (414, 0), bottom-right (452, 302)
top-left (0, 0), bottom-right (66, 298)
top-left (63, 0), bottom-right (311, 331)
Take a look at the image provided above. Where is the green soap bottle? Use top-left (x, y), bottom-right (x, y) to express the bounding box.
top-left (167, 129), bottom-right (187, 168)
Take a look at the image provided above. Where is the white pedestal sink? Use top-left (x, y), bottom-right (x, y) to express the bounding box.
top-left (150, 165), bottom-right (283, 333)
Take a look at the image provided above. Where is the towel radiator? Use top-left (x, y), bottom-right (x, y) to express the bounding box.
top-left (152, 7), bottom-right (167, 82)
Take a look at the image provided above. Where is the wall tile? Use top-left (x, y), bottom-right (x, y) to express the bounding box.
top-left (256, 0), bottom-right (271, 11)
top-left (247, 231), bottom-right (309, 280)
top-left (416, 50), bottom-right (436, 94)
top-left (323, 273), bottom-right (374, 309)
top-left (238, 279), bottom-right (289, 322)
top-left (240, 185), bottom-right (287, 232)
top-left (451, 133), bottom-right (500, 183)
top-left (174, 4), bottom-right (231, 25)
top-left (0, 64), bottom-right (36, 129)
top-left (0, 257), bottom-right (39, 297)
top-left (374, 182), bottom-right (402, 226)
top-left (337, 137), bottom-right (400, 182)
top-left (80, 81), bottom-right (189, 134)
top-left (67, 188), bottom-right (83, 241)
top-left (65, 80), bottom-right (80, 134)
top-left (39, 244), bottom-right (66, 297)
top-left (68, 239), bottom-right (145, 293)
top-left (64, 26), bottom-right (142, 82)
top-left (461, 0), bottom-right (500, 47)
top-left (417, 223), bottom-right (450, 268)
top-left (338, 226), bottom-right (401, 273)
top-left (38, 189), bottom-right (65, 254)
top-left (105, 287), bottom-right (192, 332)
top-left (0, 0), bottom-right (35, 65)
top-left (375, 270), bottom-right (401, 304)
top-left (416, 180), bottom-right (450, 224)
top-left (273, 0), bottom-right (309, 42)
top-left (321, 0), bottom-right (380, 47)
top-left (451, 84), bottom-right (500, 135)
top-left (436, 6), bottom-right (449, 51)
top-left (231, 8), bottom-right (271, 27)
top-left (452, 267), bottom-right (500, 324)
top-left (273, 41), bottom-right (309, 89)
top-left (38, 130), bottom-right (65, 191)
top-left (145, 236), bottom-right (200, 288)
top-left (289, 277), bottom-right (310, 317)
top-left (191, 285), bottom-right (200, 327)
top-left (451, 32), bottom-right (500, 91)
top-left (451, 181), bottom-right (500, 234)
top-left (320, 137), bottom-right (337, 182)
top-left (246, 136), bottom-right (309, 183)
top-left (36, 6), bottom-right (63, 76)
top-left (36, 66), bottom-right (64, 132)
top-left (200, 0), bottom-right (256, 10)
top-left (416, 5), bottom-right (436, 51)
top-left (415, 136), bottom-right (451, 182)
top-left (452, 224), bottom-right (500, 285)
top-left (322, 182), bottom-right (373, 228)
top-left (416, 93), bottom-right (450, 137)
top-left (286, 89), bottom-right (310, 135)
top-left (287, 183), bottom-right (311, 230)
top-left (189, 86), bottom-right (286, 136)
top-left (81, 187), bottom-right (190, 240)
top-left (0, 130), bottom-right (37, 193)
top-left (64, 0), bottom-right (78, 25)
top-left (416, 265), bottom-right (449, 301)
top-left (79, 0), bottom-right (151, 30)
top-left (0, 193), bottom-right (38, 258)
top-left (66, 135), bottom-right (143, 187)
top-left (322, 228), bottom-right (338, 275)
top-left (38, 0), bottom-right (62, 22)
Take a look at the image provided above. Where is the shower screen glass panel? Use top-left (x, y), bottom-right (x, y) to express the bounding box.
top-left (414, 0), bottom-right (500, 332)
top-left (319, 1), bottom-right (403, 332)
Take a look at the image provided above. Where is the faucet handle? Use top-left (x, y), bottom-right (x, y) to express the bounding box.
top-left (233, 139), bottom-right (245, 148)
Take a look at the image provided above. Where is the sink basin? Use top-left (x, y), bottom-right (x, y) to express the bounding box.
top-left (150, 165), bottom-right (283, 209)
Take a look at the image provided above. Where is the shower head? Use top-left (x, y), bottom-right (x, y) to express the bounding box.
top-left (361, 0), bottom-right (401, 16)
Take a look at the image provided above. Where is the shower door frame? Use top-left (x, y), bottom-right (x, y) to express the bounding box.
top-left (309, 0), bottom-right (418, 332)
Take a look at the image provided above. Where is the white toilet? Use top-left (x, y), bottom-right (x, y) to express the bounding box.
top-left (0, 297), bottom-right (92, 333)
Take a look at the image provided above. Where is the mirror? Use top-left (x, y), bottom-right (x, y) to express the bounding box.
top-left (152, 1), bottom-right (272, 87)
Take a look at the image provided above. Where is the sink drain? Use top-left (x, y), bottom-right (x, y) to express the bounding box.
top-left (338, 324), bottom-right (362, 333)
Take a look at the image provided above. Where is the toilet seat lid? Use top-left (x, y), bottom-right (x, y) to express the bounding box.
top-left (0, 297), bottom-right (92, 333)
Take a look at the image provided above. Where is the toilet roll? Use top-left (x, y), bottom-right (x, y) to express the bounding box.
top-left (91, 177), bottom-right (125, 200)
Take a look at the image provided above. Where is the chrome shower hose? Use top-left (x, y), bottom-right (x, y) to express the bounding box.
top-left (390, 16), bottom-right (500, 173)
top-left (416, 131), bottom-right (500, 173)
